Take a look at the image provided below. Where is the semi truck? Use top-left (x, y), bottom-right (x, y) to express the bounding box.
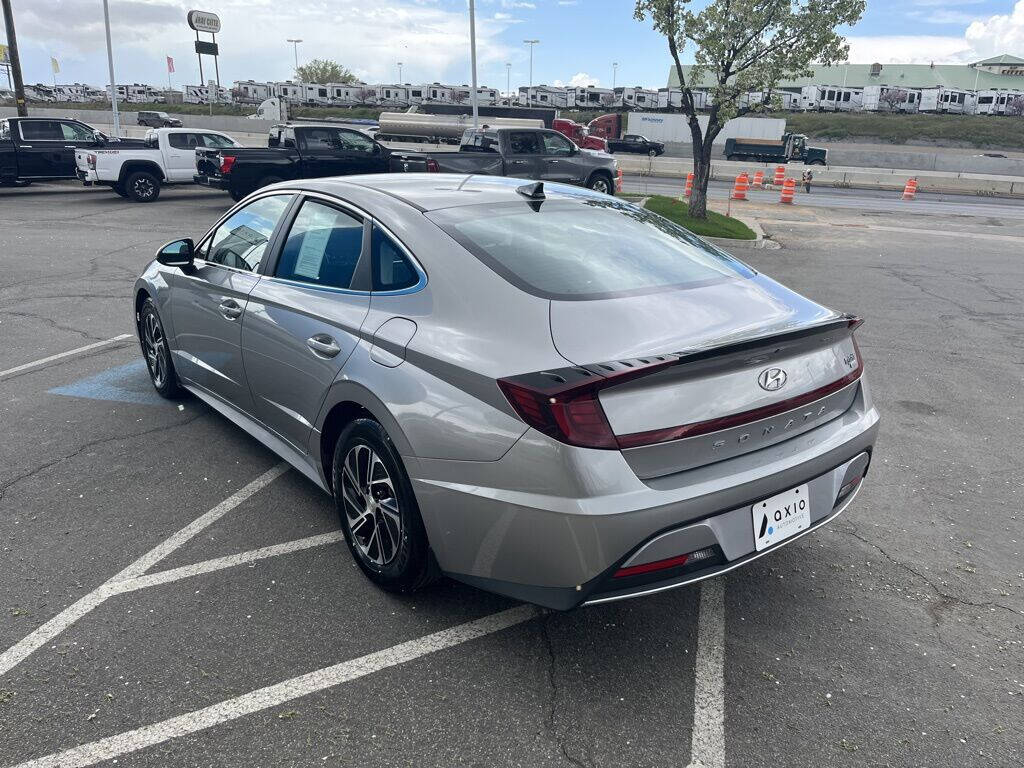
top-left (722, 133), bottom-right (826, 165)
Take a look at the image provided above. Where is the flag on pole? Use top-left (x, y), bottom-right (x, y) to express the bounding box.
top-left (51, 57), bottom-right (60, 74)
top-left (167, 56), bottom-right (175, 74)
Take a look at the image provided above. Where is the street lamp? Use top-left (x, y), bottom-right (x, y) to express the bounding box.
top-left (287, 38), bottom-right (302, 73)
top-left (505, 62), bottom-right (511, 103)
top-left (523, 39), bottom-right (539, 106)
top-left (101, 0), bottom-right (120, 135)
top-left (468, 0), bottom-right (479, 128)
top-left (397, 61), bottom-right (403, 83)
top-left (613, 61), bottom-right (618, 90)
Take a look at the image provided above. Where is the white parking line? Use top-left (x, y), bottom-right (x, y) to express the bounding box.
top-left (0, 463), bottom-right (288, 678)
top-left (687, 579), bottom-right (726, 768)
top-left (111, 531), bottom-right (346, 594)
top-left (11, 604), bottom-right (540, 768)
top-left (0, 334), bottom-right (135, 380)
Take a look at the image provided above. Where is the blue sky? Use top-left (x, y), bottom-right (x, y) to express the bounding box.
top-left (7, 0), bottom-right (1024, 89)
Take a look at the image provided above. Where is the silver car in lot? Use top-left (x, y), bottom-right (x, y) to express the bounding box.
top-left (134, 174), bottom-right (880, 609)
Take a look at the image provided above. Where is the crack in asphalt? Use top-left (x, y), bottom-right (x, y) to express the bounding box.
top-left (0, 413), bottom-right (206, 504)
top-left (839, 525), bottom-right (1022, 623)
top-left (0, 310), bottom-right (107, 342)
top-left (539, 614), bottom-right (593, 768)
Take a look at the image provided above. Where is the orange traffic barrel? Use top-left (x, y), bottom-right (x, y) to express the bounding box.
top-left (902, 178), bottom-right (917, 201)
top-left (730, 172), bottom-right (749, 201)
top-left (684, 171), bottom-right (694, 198)
top-left (616, 169), bottom-right (623, 194)
top-left (780, 177), bottom-right (796, 204)
top-left (752, 170), bottom-right (765, 188)
top-left (773, 165), bottom-right (786, 186)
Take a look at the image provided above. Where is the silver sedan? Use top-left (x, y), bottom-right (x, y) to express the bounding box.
top-left (134, 174), bottom-right (879, 609)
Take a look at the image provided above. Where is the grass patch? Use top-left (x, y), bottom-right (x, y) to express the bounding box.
top-left (643, 195), bottom-right (756, 240)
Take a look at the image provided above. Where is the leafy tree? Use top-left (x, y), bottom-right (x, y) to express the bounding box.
top-left (295, 59), bottom-right (356, 85)
top-left (879, 87), bottom-right (908, 111)
top-left (634, 0), bottom-right (864, 218)
top-left (1008, 95), bottom-right (1024, 117)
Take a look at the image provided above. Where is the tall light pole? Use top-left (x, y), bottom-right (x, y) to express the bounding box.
top-left (523, 39), bottom-right (539, 107)
top-left (101, 0), bottom-right (120, 135)
top-left (287, 38), bottom-right (302, 74)
top-left (468, 0), bottom-right (479, 129)
top-left (397, 61), bottom-right (403, 83)
top-left (505, 62), bottom-right (511, 103)
top-left (612, 61), bottom-right (618, 90)
top-left (1, 0), bottom-right (28, 116)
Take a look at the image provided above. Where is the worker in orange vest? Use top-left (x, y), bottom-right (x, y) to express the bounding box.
top-left (801, 169), bottom-right (814, 193)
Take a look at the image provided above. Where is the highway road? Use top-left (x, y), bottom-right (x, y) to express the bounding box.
top-left (623, 174), bottom-right (1024, 220)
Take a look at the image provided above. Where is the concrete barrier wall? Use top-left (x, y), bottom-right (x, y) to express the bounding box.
top-left (614, 155), bottom-right (1024, 197)
top-left (0, 106), bottom-right (276, 136)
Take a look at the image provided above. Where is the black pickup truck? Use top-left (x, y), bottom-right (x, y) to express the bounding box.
top-left (195, 123), bottom-right (404, 201)
top-left (0, 116), bottom-right (118, 185)
top-left (401, 128), bottom-right (618, 194)
top-left (606, 134), bottom-right (665, 157)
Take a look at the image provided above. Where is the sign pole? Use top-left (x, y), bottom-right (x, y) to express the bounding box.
top-left (468, 0), bottom-right (479, 129)
top-left (101, 0), bottom-right (120, 135)
top-left (2, 0), bottom-right (29, 116)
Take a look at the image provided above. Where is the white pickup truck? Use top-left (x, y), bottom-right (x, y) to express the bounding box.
top-left (75, 127), bottom-right (241, 202)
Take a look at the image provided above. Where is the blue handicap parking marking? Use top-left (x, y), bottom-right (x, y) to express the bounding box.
top-left (49, 360), bottom-right (168, 406)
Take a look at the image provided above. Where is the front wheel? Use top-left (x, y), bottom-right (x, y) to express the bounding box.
top-left (809, 159), bottom-right (826, 166)
top-left (332, 419), bottom-right (439, 594)
top-left (139, 299), bottom-right (183, 398)
top-left (586, 173), bottom-right (614, 195)
top-left (125, 171), bottom-right (160, 202)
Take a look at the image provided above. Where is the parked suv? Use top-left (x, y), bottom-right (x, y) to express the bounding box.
top-left (137, 111), bottom-right (182, 128)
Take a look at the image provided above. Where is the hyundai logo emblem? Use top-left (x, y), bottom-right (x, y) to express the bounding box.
top-left (758, 367), bottom-right (788, 391)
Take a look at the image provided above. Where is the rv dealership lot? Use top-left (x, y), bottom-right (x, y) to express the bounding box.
top-left (0, 183), bottom-right (1022, 767)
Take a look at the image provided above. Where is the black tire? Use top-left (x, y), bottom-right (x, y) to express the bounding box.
top-left (255, 174), bottom-right (284, 191)
top-left (229, 187), bottom-right (247, 202)
top-left (809, 159), bottom-right (826, 166)
top-left (332, 419), bottom-right (440, 594)
top-left (586, 173), bottom-right (615, 195)
top-left (112, 183), bottom-right (129, 198)
top-left (648, 148), bottom-right (658, 157)
top-left (139, 298), bottom-right (183, 399)
top-left (727, 154), bottom-right (739, 161)
top-left (125, 170), bottom-right (161, 202)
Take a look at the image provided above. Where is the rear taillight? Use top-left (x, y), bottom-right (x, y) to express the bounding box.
top-left (219, 155), bottom-right (236, 174)
top-left (425, 158), bottom-right (440, 173)
top-left (86, 154), bottom-right (96, 169)
top-left (497, 357), bottom-right (677, 450)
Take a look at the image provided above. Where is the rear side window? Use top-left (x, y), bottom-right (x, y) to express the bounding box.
top-left (370, 225), bottom-right (419, 291)
top-left (20, 120), bottom-right (62, 140)
top-left (507, 131), bottom-right (541, 154)
top-left (168, 133), bottom-right (202, 149)
top-left (276, 200), bottom-right (364, 289)
top-left (201, 133), bottom-right (236, 148)
top-left (429, 199), bottom-right (754, 301)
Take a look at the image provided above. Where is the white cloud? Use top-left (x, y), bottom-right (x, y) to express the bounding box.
top-left (846, 0), bottom-right (1024, 64)
top-left (965, 0), bottom-right (1024, 58)
top-left (553, 71), bottom-right (600, 87)
top-left (17, 0), bottom-right (518, 86)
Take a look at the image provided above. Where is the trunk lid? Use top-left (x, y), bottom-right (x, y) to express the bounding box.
top-left (549, 275), bottom-right (862, 478)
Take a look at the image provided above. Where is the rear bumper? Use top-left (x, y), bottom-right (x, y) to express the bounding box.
top-left (193, 173), bottom-right (230, 191)
top-left (76, 168), bottom-right (98, 185)
top-left (409, 381), bottom-right (880, 610)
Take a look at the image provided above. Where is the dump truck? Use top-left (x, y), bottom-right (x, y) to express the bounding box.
top-left (722, 133), bottom-right (826, 165)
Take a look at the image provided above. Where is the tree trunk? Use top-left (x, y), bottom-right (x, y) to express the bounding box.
top-left (687, 141), bottom-right (713, 219)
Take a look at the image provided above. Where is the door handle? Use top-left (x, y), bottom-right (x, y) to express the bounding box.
top-left (306, 334), bottom-right (342, 358)
top-left (546, 159), bottom-right (560, 163)
top-left (64, 145), bottom-right (77, 149)
top-left (509, 160), bottom-right (528, 165)
top-left (218, 299), bottom-right (243, 320)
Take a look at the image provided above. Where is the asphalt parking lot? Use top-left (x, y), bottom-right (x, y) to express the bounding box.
top-left (1, 181), bottom-right (1022, 767)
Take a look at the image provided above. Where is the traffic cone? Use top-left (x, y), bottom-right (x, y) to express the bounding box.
top-left (773, 165), bottom-right (786, 186)
top-left (730, 172), bottom-right (749, 201)
top-left (683, 172), bottom-right (694, 199)
top-left (752, 170), bottom-right (765, 189)
top-left (902, 178), bottom-right (917, 201)
top-left (780, 177), bottom-right (796, 204)
top-left (616, 168), bottom-right (623, 194)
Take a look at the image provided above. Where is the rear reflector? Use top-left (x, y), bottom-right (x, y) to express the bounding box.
top-left (426, 158), bottom-right (440, 173)
top-left (613, 545), bottom-right (718, 579)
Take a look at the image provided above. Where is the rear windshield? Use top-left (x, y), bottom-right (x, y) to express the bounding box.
top-left (428, 198), bottom-right (754, 300)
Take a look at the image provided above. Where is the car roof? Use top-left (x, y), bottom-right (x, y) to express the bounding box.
top-left (292, 174), bottom-right (612, 213)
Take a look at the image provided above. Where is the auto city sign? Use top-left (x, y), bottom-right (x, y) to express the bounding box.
top-left (187, 10), bottom-right (222, 34)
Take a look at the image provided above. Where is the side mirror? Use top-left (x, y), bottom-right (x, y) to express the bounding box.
top-left (156, 238), bottom-right (194, 268)
top-left (92, 132), bottom-right (106, 146)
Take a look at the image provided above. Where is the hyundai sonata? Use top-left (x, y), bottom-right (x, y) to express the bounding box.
top-left (134, 174), bottom-right (879, 609)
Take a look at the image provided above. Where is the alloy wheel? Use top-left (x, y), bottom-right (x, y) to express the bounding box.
top-left (133, 177), bottom-right (156, 199)
top-left (341, 444), bottom-right (403, 567)
top-left (141, 312), bottom-right (166, 387)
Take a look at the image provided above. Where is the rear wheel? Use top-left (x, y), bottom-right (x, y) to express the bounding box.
top-left (648, 148), bottom-right (658, 157)
top-left (125, 171), bottom-right (160, 202)
top-left (727, 154), bottom-right (740, 161)
top-left (112, 183), bottom-right (129, 198)
top-left (139, 299), bottom-right (183, 398)
top-left (332, 419), bottom-right (439, 593)
top-left (256, 174), bottom-right (284, 191)
top-left (586, 173), bottom-right (614, 195)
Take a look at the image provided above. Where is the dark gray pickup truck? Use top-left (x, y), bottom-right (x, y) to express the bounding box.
top-left (402, 128), bottom-right (618, 194)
